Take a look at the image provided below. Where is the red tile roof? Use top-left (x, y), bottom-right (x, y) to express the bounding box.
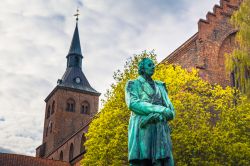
top-left (0, 153), bottom-right (70, 166)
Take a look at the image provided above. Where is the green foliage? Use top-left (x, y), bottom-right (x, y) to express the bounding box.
top-left (81, 52), bottom-right (250, 166)
top-left (226, 0), bottom-right (250, 98)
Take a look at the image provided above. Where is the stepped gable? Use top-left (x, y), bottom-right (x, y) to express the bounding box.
top-left (198, 0), bottom-right (241, 40)
top-left (161, 0), bottom-right (242, 87)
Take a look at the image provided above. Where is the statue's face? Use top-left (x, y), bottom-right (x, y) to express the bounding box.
top-left (143, 59), bottom-right (155, 76)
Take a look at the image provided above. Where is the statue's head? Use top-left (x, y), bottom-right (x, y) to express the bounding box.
top-left (138, 58), bottom-right (155, 77)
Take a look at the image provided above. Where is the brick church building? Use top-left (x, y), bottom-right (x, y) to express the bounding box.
top-left (0, 0), bottom-right (243, 165)
top-left (161, 0), bottom-right (242, 88)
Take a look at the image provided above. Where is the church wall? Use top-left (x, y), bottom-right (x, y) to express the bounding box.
top-left (53, 88), bottom-right (96, 148)
top-left (40, 95), bottom-right (57, 157)
top-left (39, 88), bottom-right (98, 157)
top-left (46, 127), bottom-right (88, 162)
top-left (163, 34), bottom-right (198, 71)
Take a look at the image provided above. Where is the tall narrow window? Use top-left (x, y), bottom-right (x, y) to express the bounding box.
top-left (69, 143), bottom-right (74, 161)
top-left (50, 123), bottom-right (53, 133)
top-left (80, 134), bottom-right (86, 153)
top-left (66, 99), bottom-right (75, 112)
top-left (46, 106), bottom-right (51, 119)
top-left (59, 151), bottom-right (63, 160)
top-left (81, 101), bottom-right (90, 115)
top-left (51, 101), bottom-right (55, 114)
top-left (48, 121), bottom-right (52, 133)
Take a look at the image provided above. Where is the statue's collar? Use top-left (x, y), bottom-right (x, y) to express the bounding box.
top-left (138, 75), bottom-right (153, 83)
top-left (138, 75), bottom-right (146, 83)
top-left (137, 75), bottom-right (156, 96)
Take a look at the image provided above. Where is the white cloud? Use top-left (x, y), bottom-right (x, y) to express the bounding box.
top-left (0, 0), bottom-right (219, 155)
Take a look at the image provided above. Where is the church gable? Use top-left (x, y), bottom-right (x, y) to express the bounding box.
top-left (162, 0), bottom-right (242, 87)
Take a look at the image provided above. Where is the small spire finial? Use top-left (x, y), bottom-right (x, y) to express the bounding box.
top-left (74, 8), bottom-right (80, 22)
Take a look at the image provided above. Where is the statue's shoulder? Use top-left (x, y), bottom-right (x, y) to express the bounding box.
top-left (126, 79), bottom-right (137, 84)
top-left (127, 76), bottom-right (142, 84)
top-left (155, 80), bottom-right (168, 92)
top-left (154, 80), bottom-right (165, 86)
top-left (126, 79), bottom-right (139, 90)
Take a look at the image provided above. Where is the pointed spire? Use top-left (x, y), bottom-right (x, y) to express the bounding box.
top-left (68, 23), bottom-right (82, 56)
top-left (54, 9), bottom-right (100, 96)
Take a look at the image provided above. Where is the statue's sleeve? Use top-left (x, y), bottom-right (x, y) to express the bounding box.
top-left (125, 80), bottom-right (168, 115)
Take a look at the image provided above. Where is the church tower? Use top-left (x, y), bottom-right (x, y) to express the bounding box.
top-left (36, 14), bottom-right (100, 163)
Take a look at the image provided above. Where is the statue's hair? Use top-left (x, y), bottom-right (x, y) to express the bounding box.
top-left (138, 58), bottom-right (153, 75)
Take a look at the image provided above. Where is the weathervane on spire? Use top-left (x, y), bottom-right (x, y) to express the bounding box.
top-left (74, 8), bottom-right (80, 22)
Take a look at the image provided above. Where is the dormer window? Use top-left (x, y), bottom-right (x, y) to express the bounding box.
top-left (66, 99), bottom-right (75, 112)
top-left (75, 57), bottom-right (79, 67)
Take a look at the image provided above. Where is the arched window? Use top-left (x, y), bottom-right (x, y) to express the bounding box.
top-left (81, 101), bottom-right (90, 115)
top-left (69, 143), bottom-right (74, 161)
top-left (51, 101), bottom-right (55, 114)
top-left (46, 105), bottom-right (51, 119)
top-left (66, 99), bottom-right (75, 112)
top-left (80, 134), bottom-right (86, 153)
top-left (59, 151), bottom-right (63, 160)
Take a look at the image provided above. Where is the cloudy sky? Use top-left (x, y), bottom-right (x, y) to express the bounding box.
top-left (0, 0), bottom-right (219, 156)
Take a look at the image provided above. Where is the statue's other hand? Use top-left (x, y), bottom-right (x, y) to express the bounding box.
top-left (152, 113), bottom-right (162, 122)
top-left (140, 113), bottom-right (162, 128)
top-left (140, 113), bottom-right (154, 128)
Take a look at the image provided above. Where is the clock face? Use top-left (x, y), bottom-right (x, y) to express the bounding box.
top-left (75, 77), bottom-right (81, 83)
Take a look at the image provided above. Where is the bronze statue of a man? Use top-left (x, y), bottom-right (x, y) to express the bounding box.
top-left (125, 58), bottom-right (175, 166)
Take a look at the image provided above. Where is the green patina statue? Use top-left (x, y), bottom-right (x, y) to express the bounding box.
top-left (125, 58), bottom-right (175, 166)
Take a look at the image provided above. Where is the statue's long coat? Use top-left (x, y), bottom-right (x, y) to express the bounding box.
top-left (125, 76), bottom-right (175, 164)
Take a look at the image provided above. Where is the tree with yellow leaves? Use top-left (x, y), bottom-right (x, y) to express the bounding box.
top-left (82, 51), bottom-right (250, 165)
